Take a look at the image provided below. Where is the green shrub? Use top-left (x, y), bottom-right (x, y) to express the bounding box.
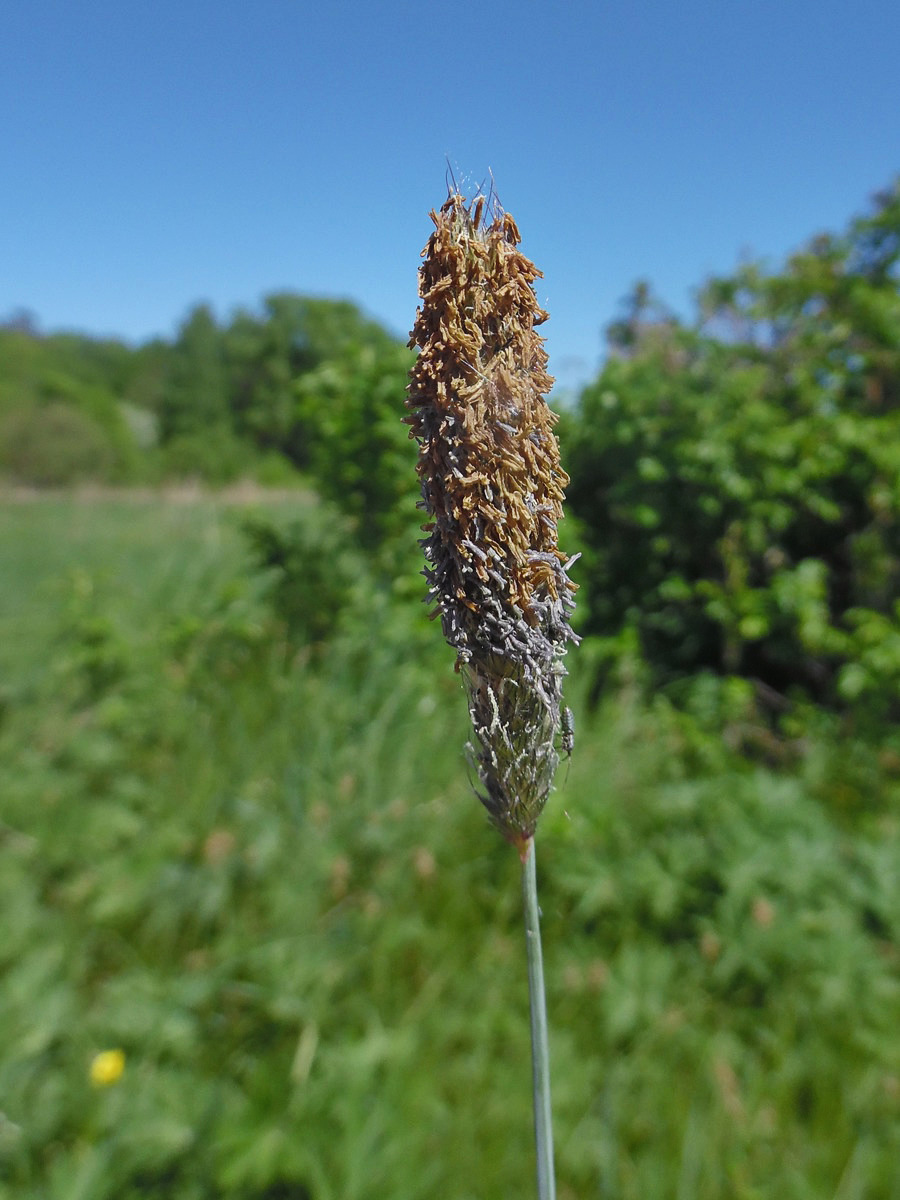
top-left (566, 181), bottom-right (900, 727)
top-left (294, 342), bottom-right (419, 553)
top-left (238, 504), bottom-right (369, 646)
top-left (0, 402), bottom-right (118, 486)
top-left (158, 426), bottom-right (251, 486)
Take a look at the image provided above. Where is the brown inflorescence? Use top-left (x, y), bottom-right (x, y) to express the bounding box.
top-left (406, 191), bottom-right (579, 850)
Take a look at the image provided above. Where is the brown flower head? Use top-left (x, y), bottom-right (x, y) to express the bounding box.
top-left (405, 190), bottom-right (579, 850)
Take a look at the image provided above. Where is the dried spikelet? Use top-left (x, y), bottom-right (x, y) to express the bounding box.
top-left (406, 191), bottom-right (579, 851)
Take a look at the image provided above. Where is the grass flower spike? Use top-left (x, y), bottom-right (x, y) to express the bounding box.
top-left (406, 190), bottom-right (579, 853)
top-left (407, 186), bottom-right (577, 1200)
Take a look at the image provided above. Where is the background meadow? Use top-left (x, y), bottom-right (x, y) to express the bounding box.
top-left (3, 182), bottom-right (900, 1197)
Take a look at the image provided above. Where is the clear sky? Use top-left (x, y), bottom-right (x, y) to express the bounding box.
top-left (3, 0), bottom-right (900, 391)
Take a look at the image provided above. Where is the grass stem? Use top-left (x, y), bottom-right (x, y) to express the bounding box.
top-left (522, 837), bottom-right (556, 1200)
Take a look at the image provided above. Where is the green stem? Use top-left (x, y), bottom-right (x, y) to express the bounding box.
top-left (522, 837), bottom-right (556, 1200)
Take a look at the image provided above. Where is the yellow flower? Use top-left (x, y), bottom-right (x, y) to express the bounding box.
top-left (89, 1048), bottom-right (125, 1087)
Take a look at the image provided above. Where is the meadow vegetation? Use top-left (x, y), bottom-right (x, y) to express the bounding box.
top-left (2, 181), bottom-right (900, 1197)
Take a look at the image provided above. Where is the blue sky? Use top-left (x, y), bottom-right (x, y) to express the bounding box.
top-left (3, 0), bottom-right (900, 391)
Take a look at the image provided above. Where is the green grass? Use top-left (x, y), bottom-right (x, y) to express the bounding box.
top-left (0, 492), bottom-right (314, 686)
top-left (2, 494), bottom-right (900, 1199)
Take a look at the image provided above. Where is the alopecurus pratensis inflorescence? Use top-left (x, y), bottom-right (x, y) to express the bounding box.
top-left (405, 190), bottom-right (579, 852)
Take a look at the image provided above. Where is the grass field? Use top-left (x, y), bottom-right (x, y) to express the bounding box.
top-left (0, 489), bottom-right (307, 684)
top-left (2, 493), bottom-right (900, 1199)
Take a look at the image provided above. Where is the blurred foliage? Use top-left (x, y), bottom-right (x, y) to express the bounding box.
top-left (0, 327), bottom-right (140, 485)
top-left (239, 504), bottom-right (369, 646)
top-left (294, 342), bottom-right (419, 554)
top-left (0, 402), bottom-right (120, 486)
top-left (0, 293), bottom-right (407, 503)
top-left (1, 498), bottom-right (900, 1198)
top-left (3, 179), bottom-right (900, 1195)
top-left (564, 178), bottom-right (900, 728)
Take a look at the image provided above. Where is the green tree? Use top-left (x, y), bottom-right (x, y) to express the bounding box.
top-left (566, 179), bottom-right (900, 721)
top-left (0, 325), bottom-right (142, 483)
top-left (224, 293), bottom-right (398, 463)
top-left (160, 304), bottom-right (229, 441)
top-left (294, 341), bottom-right (418, 552)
